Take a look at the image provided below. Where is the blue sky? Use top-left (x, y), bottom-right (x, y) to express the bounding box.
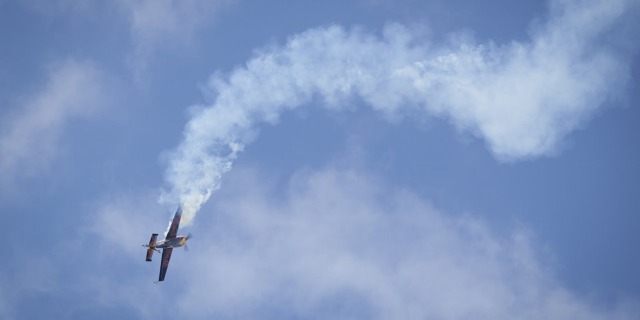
top-left (1, 0), bottom-right (639, 319)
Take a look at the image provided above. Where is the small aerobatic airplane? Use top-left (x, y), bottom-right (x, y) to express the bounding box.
top-left (143, 205), bottom-right (192, 282)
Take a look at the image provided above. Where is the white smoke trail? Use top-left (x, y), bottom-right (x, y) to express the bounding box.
top-left (164, 0), bottom-right (638, 225)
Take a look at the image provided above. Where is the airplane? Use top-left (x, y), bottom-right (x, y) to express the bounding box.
top-left (143, 205), bottom-right (192, 282)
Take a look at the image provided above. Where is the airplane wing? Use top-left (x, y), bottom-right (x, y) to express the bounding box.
top-left (166, 206), bottom-right (183, 239)
top-left (159, 248), bottom-right (173, 282)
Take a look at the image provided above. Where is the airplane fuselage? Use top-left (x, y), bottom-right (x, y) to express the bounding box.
top-left (154, 235), bottom-right (189, 249)
top-left (143, 205), bottom-right (189, 282)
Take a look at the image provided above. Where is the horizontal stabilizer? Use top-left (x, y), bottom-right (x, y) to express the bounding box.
top-left (146, 248), bottom-right (154, 261)
top-left (145, 233), bottom-right (159, 261)
top-left (148, 233), bottom-right (158, 246)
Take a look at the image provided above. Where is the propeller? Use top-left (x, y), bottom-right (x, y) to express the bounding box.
top-left (184, 233), bottom-right (193, 251)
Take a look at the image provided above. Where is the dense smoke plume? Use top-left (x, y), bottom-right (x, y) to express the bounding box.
top-left (164, 0), bottom-right (637, 224)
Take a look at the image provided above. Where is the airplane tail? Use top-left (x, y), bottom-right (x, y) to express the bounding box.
top-left (145, 233), bottom-right (158, 261)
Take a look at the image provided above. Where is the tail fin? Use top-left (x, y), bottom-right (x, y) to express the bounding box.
top-left (145, 233), bottom-right (158, 261)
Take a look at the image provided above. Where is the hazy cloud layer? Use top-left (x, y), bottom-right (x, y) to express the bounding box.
top-left (118, 0), bottom-right (232, 79)
top-left (0, 60), bottom-right (106, 182)
top-left (13, 0), bottom-right (93, 16)
top-left (92, 166), bottom-right (638, 319)
top-left (164, 0), bottom-right (638, 224)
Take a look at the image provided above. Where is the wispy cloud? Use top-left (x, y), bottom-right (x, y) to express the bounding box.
top-left (0, 59), bottom-right (107, 184)
top-left (0, 194), bottom-right (162, 319)
top-left (88, 192), bottom-right (167, 257)
top-left (68, 165), bottom-right (640, 319)
top-left (13, 0), bottom-right (93, 16)
top-left (94, 165), bottom-right (638, 319)
top-left (0, 284), bottom-right (9, 319)
top-left (0, 242), bottom-right (70, 319)
top-left (164, 0), bottom-right (638, 224)
top-left (118, 0), bottom-right (232, 80)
